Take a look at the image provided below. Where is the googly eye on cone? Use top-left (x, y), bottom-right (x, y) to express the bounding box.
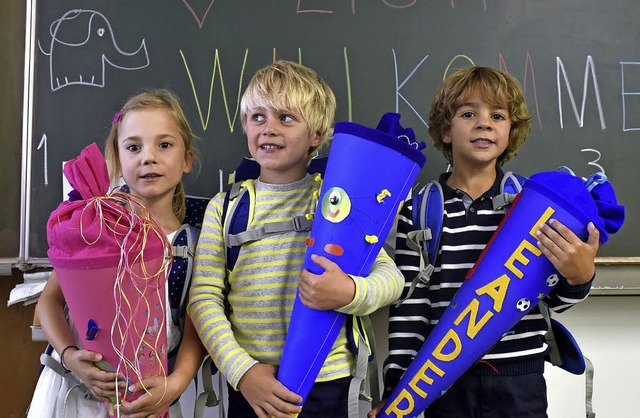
top-left (378, 170), bottom-right (624, 418)
top-left (277, 113), bottom-right (426, 405)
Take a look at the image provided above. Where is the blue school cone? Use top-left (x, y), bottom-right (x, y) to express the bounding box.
top-left (378, 170), bottom-right (624, 418)
top-left (277, 113), bottom-right (426, 406)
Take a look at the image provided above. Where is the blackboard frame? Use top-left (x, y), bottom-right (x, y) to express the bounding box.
top-left (17, 0), bottom-right (640, 269)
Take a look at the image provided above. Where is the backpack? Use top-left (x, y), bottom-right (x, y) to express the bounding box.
top-left (403, 172), bottom-right (595, 418)
top-left (219, 157), bottom-right (381, 417)
top-left (403, 171), bottom-right (526, 302)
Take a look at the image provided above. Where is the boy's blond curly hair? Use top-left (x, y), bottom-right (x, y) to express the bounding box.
top-left (428, 66), bottom-right (532, 167)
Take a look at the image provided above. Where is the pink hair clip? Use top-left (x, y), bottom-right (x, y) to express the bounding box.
top-left (112, 110), bottom-right (123, 125)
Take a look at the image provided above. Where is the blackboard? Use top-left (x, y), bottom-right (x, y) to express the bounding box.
top-left (25, 0), bottom-right (640, 262)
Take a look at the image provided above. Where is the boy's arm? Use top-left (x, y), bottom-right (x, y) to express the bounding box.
top-left (337, 249), bottom-right (404, 316)
top-left (186, 194), bottom-right (258, 389)
top-left (297, 248), bottom-right (403, 316)
top-left (537, 219), bottom-right (599, 312)
top-left (37, 271), bottom-right (121, 401)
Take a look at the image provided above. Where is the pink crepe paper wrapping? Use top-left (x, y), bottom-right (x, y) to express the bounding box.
top-left (47, 143), bottom-right (171, 417)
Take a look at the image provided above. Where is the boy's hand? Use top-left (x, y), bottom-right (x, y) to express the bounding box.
top-left (119, 375), bottom-right (179, 418)
top-left (237, 363), bottom-right (302, 418)
top-left (298, 254), bottom-right (356, 310)
top-left (64, 348), bottom-right (123, 401)
top-left (536, 220), bottom-right (599, 285)
top-left (367, 398), bottom-right (388, 417)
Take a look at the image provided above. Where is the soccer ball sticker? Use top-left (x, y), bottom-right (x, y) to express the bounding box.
top-left (516, 298), bottom-right (531, 312)
top-left (546, 274), bottom-right (560, 287)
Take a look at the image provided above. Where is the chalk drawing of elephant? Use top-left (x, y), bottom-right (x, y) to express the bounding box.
top-left (39, 9), bottom-right (150, 91)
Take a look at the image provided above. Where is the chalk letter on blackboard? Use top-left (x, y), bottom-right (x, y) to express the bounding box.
top-left (620, 62), bottom-right (640, 132)
top-left (556, 56), bottom-right (606, 130)
top-left (499, 52), bottom-right (543, 129)
top-left (392, 49), bottom-right (429, 127)
top-left (297, 0), bottom-right (333, 14)
top-left (182, 0), bottom-right (215, 29)
top-left (383, 0), bottom-right (417, 9)
top-left (180, 49), bottom-right (248, 133)
top-left (38, 9), bottom-right (150, 92)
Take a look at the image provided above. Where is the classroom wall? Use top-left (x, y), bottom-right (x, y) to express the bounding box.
top-left (1, 269), bottom-right (49, 417)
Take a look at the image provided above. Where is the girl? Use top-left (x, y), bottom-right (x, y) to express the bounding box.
top-left (29, 90), bottom-right (206, 418)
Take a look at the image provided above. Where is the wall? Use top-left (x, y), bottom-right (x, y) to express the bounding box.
top-left (1, 269), bottom-right (49, 417)
top-left (544, 296), bottom-right (640, 417)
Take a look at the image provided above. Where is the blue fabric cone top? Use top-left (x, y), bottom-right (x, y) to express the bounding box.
top-left (525, 171), bottom-right (624, 244)
top-left (334, 112), bottom-right (427, 167)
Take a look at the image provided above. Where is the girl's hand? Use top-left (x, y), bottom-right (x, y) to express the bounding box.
top-left (64, 348), bottom-right (123, 401)
top-left (120, 375), bottom-right (180, 418)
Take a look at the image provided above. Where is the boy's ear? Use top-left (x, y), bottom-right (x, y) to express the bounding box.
top-left (442, 131), bottom-right (452, 144)
top-left (311, 131), bottom-right (323, 147)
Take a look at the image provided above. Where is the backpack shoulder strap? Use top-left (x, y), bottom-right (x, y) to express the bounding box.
top-left (170, 224), bottom-right (200, 311)
top-left (492, 171), bottom-right (526, 210)
top-left (398, 181), bottom-right (444, 305)
top-left (540, 303), bottom-right (595, 418)
top-left (346, 314), bottom-right (379, 418)
top-left (221, 180), bottom-right (253, 272)
top-left (194, 356), bottom-right (224, 418)
top-left (224, 179), bottom-right (314, 250)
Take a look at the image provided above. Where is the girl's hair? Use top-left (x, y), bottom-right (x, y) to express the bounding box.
top-left (240, 60), bottom-right (337, 156)
top-left (428, 66), bottom-right (532, 166)
top-left (105, 89), bottom-right (197, 222)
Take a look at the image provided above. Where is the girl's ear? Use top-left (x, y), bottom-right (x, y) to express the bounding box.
top-left (183, 150), bottom-right (195, 174)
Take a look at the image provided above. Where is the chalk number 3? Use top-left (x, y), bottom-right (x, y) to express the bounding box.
top-left (581, 148), bottom-right (606, 175)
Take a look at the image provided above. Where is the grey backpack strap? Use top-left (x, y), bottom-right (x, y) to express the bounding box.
top-left (40, 351), bottom-right (73, 379)
top-left (194, 356), bottom-right (223, 418)
top-left (226, 216), bottom-right (313, 246)
top-left (171, 224), bottom-right (199, 259)
top-left (361, 315), bottom-right (380, 406)
top-left (491, 192), bottom-right (519, 210)
top-left (540, 304), bottom-right (563, 367)
top-left (406, 228), bottom-right (432, 264)
top-left (541, 303), bottom-right (596, 418)
top-left (585, 356), bottom-right (596, 418)
top-left (395, 228), bottom-right (435, 307)
top-left (40, 347), bottom-right (86, 390)
top-left (347, 318), bottom-right (375, 418)
top-left (492, 171), bottom-right (524, 210)
top-left (171, 224), bottom-right (199, 313)
top-left (40, 347), bottom-right (98, 413)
